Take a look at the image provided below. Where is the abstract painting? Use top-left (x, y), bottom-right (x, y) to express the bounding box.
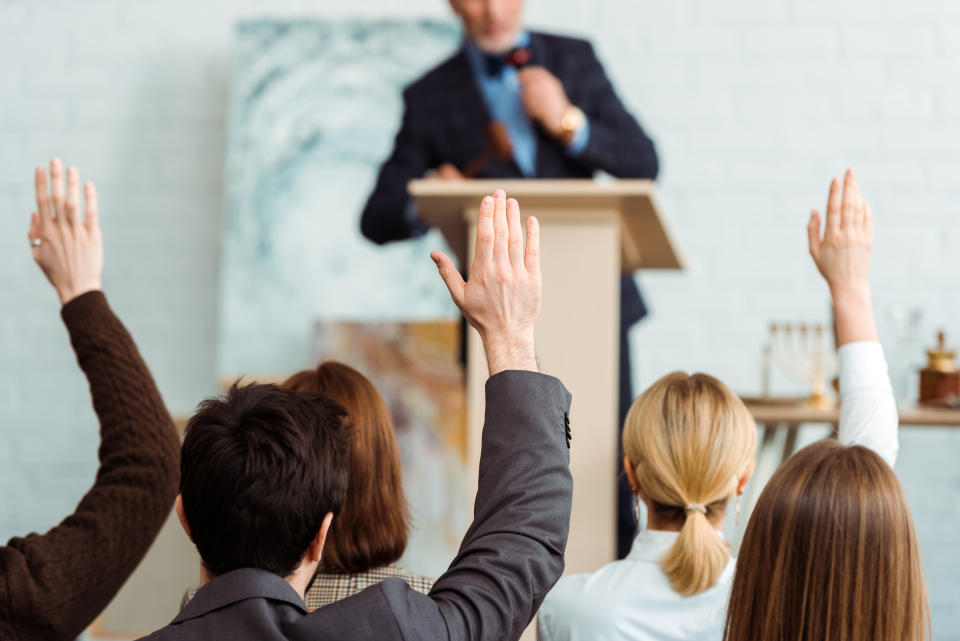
top-left (218, 19), bottom-right (462, 375)
top-left (218, 19), bottom-right (468, 577)
top-left (313, 321), bottom-right (467, 577)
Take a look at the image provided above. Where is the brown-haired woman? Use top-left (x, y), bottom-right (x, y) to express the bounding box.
top-left (724, 171), bottom-right (929, 641)
top-left (184, 360), bottom-right (432, 610)
top-left (283, 361), bottom-right (433, 608)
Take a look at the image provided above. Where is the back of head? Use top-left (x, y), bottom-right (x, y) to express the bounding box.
top-left (180, 383), bottom-right (350, 578)
top-left (284, 361), bottom-right (410, 573)
top-left (724, 440), bottom-right (930, 641)
top-left (622, 372), bottom-right (756, 596)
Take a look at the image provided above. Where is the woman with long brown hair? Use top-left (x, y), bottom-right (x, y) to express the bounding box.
top-left (723, 171), bottom-right (929, 641)
top-left (282, 361), bottom-right (433, 608)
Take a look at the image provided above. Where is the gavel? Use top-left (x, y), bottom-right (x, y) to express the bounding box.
top-left (462, 121), bottom-right (514, 178)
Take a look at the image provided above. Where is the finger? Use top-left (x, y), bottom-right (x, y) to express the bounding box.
top-left (524, 215), bottom-right (541, 276)
top-left (840, 169), bottom-right (857, 231)
top-left (431, 251), bottom-right (466, 309)
top-left (825, 177), bottom-right (841, 237)
top-left (855, 194), bottom-right (865, 231)
top-left (807, 210), bottom-right (822, 260)
top-left (864, 202), bottom-right (874, 241)
top-left (492, 189), bottom-right (509, 267)
top-left (853, 183), bottom-right (866, 232)
top-left (473, 195), bottom-right (495, 266)
top-left (84, 181), bottom-right (99, 230)
top-left (34, 166), bottom-right (51, 227)
top-left (506, 198), bottom-right (523, 267)
top-left (28, 211), bottom-right (40, 243)
top-left (65, 166), bottom-right (81, 225)
top-left (50, 158), bottom-right (65, 220)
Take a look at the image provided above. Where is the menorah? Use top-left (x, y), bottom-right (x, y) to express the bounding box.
top-left (769, 322), bottom-right (836, 408)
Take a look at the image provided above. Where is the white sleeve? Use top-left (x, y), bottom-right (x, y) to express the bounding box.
top-left (537, 575), bottom-right (593, 641)
top-left (837, 341), bottom-right (899, 467)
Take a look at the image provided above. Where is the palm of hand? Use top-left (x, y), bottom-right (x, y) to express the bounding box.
top-left (808, 170), bottom-right (874, 298)
top-left (30, 159), bottom-right (104, 305)
top-left (431, 189), bottom-right (541, 374)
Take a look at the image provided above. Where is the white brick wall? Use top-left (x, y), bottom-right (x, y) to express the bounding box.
top-left (1, 0), bottom-right (957, 633)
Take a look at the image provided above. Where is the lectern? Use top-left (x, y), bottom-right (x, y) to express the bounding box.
top-left (409, 179), bottom-right (684, 577)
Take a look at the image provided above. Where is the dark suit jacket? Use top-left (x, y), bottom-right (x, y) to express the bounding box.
top-left (360, 31), bottom-right (658, 325)
top-left (141, 371), bottom-right (573, 641)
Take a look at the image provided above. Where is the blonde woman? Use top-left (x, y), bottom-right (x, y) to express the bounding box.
top-left (538, 171), bottom-right (905, 641)
top-left (538, 370), bottom-right (756, 641)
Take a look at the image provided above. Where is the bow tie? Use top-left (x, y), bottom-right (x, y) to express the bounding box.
top-left (483, 46), bottom-right (533, 77)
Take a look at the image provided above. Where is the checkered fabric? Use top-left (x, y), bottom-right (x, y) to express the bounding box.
top-left (182, 565), bottom-right (434, 612)
top-left (304, 565), bottom-right (434, 610)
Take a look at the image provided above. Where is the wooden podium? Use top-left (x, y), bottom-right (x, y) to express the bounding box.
top-left (410, 179), bottom-right (684, 577)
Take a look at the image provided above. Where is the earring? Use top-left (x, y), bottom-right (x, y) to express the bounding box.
top-left (633, 495), bottom-right (641, 526)
top-left (735, 495), bottom-right (742, 526)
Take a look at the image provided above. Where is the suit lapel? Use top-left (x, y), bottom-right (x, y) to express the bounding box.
top-left (438, 50), bottom-right (490, 162)
top-left (437, 48), bottom-right (524, 177)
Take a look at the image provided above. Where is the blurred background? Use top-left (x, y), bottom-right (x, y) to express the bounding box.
top-left (1, 0), bottom-right (958, 637)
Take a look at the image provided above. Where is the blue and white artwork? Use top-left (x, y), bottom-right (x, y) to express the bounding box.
top-left (218, 20), bottom-right (469, 578)
top-left (218, 19), bottom-right (462, 376)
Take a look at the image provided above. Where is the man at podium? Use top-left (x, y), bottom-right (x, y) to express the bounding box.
top-left (360, 0), bottom-right (659, 559)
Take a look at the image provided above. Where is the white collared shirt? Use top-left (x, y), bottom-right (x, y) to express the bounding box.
top-left (538, 529), bottom-right (734, 641)
top-left (538, 341), bottom-right (898, 641)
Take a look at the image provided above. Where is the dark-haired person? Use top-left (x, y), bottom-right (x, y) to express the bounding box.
top-left (141, 190), bottom-right (573, 641)
top-left (181, 361), bottom-right (433, 609)
top-left (361, 0), bottom-right (658, 558)
top-left (724, 172), bottom-right (929, 641)
top-left (0, 159), bottom-right (180, 641)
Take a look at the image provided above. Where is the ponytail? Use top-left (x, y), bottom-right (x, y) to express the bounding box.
top-left (661, 506), bottom-right (730, 596)
top-left (623, 372), bottom-right (756, 597)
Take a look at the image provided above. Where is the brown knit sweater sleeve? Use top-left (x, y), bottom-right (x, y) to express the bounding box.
top-left (0, 291), bottom-right (180, 641)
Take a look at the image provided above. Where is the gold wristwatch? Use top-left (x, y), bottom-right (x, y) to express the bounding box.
top-left (560, 105), bottom-right (586, 144)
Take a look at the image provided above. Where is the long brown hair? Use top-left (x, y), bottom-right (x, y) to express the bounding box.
top-left (622, 372), bottom-right (756, 596)
top-left (283, 361), bottom-right (410, 574)
top-left (724, 440), bottom-right (930, 641)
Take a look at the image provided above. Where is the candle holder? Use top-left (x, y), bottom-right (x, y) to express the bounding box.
top-left (769, 322), bottom-right (835, 408)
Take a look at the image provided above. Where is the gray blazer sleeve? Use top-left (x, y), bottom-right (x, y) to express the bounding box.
top-left (381, 370), bottom-right (573, 641)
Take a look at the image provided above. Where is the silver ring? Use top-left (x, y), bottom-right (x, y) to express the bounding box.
top-left (30, 238), bottom-right (42, 247)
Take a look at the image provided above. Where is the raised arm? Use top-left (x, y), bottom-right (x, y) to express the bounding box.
top-left (807, 170), bottom-right (898, 466)
top-left (1, 160), bottom-right (180, 640)
top-left (372, 191), bottom-right (572, 641)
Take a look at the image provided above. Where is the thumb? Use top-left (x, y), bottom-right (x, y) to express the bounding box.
top-left (431, 251), bottom-right (466, 309)
top-left (807, 210), bottom-right (822, 261)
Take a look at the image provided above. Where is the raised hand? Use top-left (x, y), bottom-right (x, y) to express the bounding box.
top-left (29, 158), bottom-right (104, 305)
top-left (431, 189), bottom-right (540, 375)
top-left (807, 169), bottom-right (878, 345)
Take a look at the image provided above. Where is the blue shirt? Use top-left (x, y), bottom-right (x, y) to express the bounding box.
top-left (463, 31), bottom-right (590, 177)
top-left (404, 31), bottom-right (591, 235)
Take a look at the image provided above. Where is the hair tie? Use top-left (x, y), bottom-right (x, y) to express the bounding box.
top-left (685, 503), bottom-right (707, 515)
